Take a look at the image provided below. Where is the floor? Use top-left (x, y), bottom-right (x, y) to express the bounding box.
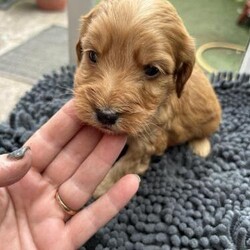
top-left (0, 0), bottom-right (67, 123)
top-left (171, 0), bottom-right (250, 73)
top-left (0, 0), bottom-right (249, 123)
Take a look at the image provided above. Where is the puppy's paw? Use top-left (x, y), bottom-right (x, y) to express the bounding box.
top-left (189, 137), bottom-right (211, 157)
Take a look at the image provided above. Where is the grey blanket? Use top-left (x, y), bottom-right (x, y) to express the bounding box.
top-left (0, 68), bottom-right (250, 250)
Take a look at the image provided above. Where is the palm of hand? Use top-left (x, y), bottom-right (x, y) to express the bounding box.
top-left (3, 170), bottom-right (72, 250)
top-left (0, 100), bottom-right (139, 250)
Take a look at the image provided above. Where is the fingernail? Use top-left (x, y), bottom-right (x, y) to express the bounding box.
top-left (7, 146), bottom-right (30, 160)
top-left (134, 174), bottom-right (141, 183)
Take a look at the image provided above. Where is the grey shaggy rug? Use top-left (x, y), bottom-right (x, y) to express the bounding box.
top-left (0, 67), bottom-right (250, 250)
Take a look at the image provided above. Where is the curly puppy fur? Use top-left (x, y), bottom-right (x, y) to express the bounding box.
top-left (74, 0), bottom-right (221, 197)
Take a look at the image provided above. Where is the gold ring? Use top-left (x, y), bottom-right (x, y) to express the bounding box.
top-left (55, 191), bottom-right (78, 216)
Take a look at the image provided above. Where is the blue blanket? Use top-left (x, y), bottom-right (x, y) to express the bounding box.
top-left (1, 68), bottom-right (250, 250)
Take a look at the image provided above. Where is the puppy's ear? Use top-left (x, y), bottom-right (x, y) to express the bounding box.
top-left (160, 0), bottom-right (196, 97)
top-left (76, 40), bottom-right (83, 64)
top-left (76, 6), bottom-right (98, 65)
top-left (173, 36), bottom-right (195, 98)
top-left (174, 57), bottom-right (194, 98)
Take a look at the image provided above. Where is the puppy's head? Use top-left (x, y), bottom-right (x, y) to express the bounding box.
top-left (74, 0), bottom-right (195, 135)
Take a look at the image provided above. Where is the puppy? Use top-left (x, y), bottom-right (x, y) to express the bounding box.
top-left (74, 0), bottom-right (221, 197)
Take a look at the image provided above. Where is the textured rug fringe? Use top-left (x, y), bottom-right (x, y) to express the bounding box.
top-left (1, 68), bottom-right (250, 249)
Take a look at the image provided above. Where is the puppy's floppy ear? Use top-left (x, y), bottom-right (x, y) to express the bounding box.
top-left (76, 40), bottom-right (83, 64)
top-left (174, 38), bottom-right (195, 98)
top-left (76, 6), bottom-right (98, 64)
top-left (174, 59), bottom-right (194, 98)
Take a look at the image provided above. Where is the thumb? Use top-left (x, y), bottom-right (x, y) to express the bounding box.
top-left (0, 147), bottom-right (32, 187)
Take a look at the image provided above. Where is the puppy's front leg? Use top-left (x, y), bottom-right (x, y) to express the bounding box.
top-left (94, 132), bottom-right (167, 197)
top-left (93, 144), bottom-right (149, 197)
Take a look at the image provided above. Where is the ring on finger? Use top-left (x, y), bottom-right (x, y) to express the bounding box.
top-left (55, 191), bottom-right (78, 216)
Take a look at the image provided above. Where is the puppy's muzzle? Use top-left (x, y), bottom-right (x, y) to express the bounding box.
top-left (96, 108), bottom-right (119, 125)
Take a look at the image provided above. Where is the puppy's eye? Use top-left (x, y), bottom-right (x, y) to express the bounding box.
top-left (144, 65), bottom-right (160, 78)
top-left (88, 50), bottom-right (98, 63)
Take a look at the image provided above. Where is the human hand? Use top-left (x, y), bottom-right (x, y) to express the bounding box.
top-left (0, 100), bottom-right (140, 250)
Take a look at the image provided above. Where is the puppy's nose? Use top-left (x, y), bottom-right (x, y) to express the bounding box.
top-left (96, 108), bottom-right (119, 125)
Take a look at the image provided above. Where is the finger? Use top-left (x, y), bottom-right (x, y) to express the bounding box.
top-left (58, 134), bottom-right (127, 211)
top-left (0, 148), bottom-right (32, 187)
top-left (24, 99), bottom-right (83, 172)
top-left (43, 126), bottom-right (102, 187)
top-left (66, 174), bottom-right (140, 248)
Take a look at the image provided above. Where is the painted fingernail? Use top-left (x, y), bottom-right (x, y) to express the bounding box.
top-left (134, 174), bottom-right (141, 183)
top-left (7, 146), bottom-right (30, 160)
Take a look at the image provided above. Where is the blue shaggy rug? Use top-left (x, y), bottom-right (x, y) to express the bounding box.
top-left (0, 67), bottom-right (250, 250)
